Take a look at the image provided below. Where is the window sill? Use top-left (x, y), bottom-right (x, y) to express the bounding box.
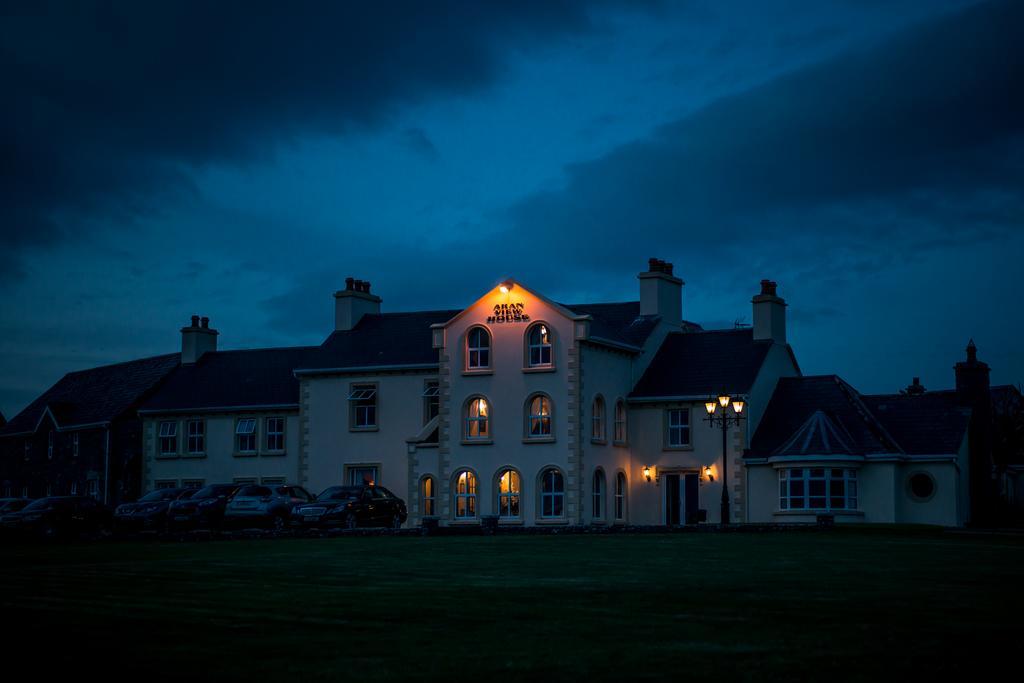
top-left (522, 366), bottom-right (556, 374)
top-left (590, 438), bottom-right (607, 446)
top-left (461, 439), bottom-right (493, 446)
top-left (233, 452), bottom-right (258, 458)
top-left (156, 454), bottom-right (180, 460)
top-left (260, 451), bottom-right (287, 457)
top-left (498, 518), bottom-right (524, 526)
top-left (523, 436), bottom-right (556, 444)
top-left (450, 519), bottom-right (480, 526)
top-left (590, 519), bottom-right (608, 526)
top-left (536, 518), bottom-right (569, 526)
top-left (462, 369), bottom-right (493, 377)
top-left (662, 445), bottom-right (694, 452)
top-left (349, 426), bottom-right (379, 433)
top-left (773, 509), bottom-right (863, 517)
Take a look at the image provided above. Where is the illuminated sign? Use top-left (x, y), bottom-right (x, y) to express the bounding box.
top-left (488, 303), bottom-right (530, 324)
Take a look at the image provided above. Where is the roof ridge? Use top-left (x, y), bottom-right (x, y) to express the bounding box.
top-left (64, 352), bottom-right (180, 376)
top-left (833, 376), bottom-right (905, 454)
top-left (205, 344), bottom-right (320, 355)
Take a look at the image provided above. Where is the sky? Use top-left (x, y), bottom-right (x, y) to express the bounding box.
top-left (1, 0), bottom-right (1021, 418)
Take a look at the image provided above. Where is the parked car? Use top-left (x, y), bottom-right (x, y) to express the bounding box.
top-left (114, 487), bottom-right (197, 533)
top-left (224, 484), bottom-right (314, 530)
top-left (166, 484), bottom-right (242, 531)
top-left (1, 496), bottom-right (111, 539)
top-left (292, 485), bottom-right (407, 530)
top-left (0, 498), bottom-right (31, 514)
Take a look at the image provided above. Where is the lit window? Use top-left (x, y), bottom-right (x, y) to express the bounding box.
top-left (48, 432), bottom-right (54, 459)
top-left (497, 469), bottom-right (521, 518)
top-left (779, 468), bottom-right (857, 511)
top-left (347, 465), bottom-right (378, 486)
top-left (526, 394), bottom-right (552, 438)
top-left (540, 468), bottom-right (564, 518)
top-left (186, 420), bottom-right (205, 454)
top-left (348, 384), bottom-right (378, 429)
top-left (72, 432), bottom-right (80, 458)
top-left (592, 470), bottom-right (606, 520)
top-left (421, 476), bottom-right (436, 516)
top-left (527, 324), bottom-right (552, 367)
top-left (614, 400), bottom-right (627, 443)
top-left (265, 417), bottom-right (285, 451)
top-left (464, 397), bottom-right (490, 440)
top-left (467, 327), bottom-right (491, 370)
top-left (667, 408), bottom-right (690, 447)
top-left (235, 418), bottom-right (257, 453)
top-left (614, 472), bottom-right (627, 521)
top-left (423, 381), bottom-right (440, 424)
top-left (591, 396), bottom-right (606, 441)
top-left (158, 421), bottom-right (178, 455)
top-left (454, 470), bottom-right (477, 519)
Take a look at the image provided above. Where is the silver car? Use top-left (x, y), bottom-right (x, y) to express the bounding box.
top-left (224, 484), bottom-right (313, 530)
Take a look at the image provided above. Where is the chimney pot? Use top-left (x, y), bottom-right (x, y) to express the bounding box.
top-left (190, 315), bottom-right (200, 327)
top-left (200, 316), bottom-right (209, 329)
top-left (760, 279), bottom-right (778, 297)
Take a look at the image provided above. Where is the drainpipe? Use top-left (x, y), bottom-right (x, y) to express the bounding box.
top-left (103, 427), bottom-right (110, 504)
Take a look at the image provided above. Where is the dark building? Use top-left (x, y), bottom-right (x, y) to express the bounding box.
top-left (0, 354), bottom-right (180, 504)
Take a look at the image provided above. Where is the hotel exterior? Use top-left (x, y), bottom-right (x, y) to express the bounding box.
top-left (1, 259), bottom-right (1018, 526)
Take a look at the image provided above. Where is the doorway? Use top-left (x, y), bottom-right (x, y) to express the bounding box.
top-left (665, 472), bottom-right (700, 525)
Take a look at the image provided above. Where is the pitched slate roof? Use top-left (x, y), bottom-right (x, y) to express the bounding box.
top-left (629, 328), bottom-right (775, 398)
top-left (0, 353), bottom-right (181, 435)
top-left (748, 375), bottom-right (972, 459)
top-left (139, 346), bottom-right (320, 413)
top-left (561, 301), bottom-right (701, 349)
top-left (303, 309), bottom-right (460, 372)
top-left (774, 410), bottom-right (858, 457)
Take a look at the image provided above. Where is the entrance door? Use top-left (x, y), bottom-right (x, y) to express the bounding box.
top-left (666, 474), bottom-right (681, 526)
top-left (684, 473), bottom-right (700, 524)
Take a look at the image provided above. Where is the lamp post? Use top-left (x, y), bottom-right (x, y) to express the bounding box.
top-left (704, 394), bottom-right (745, 525)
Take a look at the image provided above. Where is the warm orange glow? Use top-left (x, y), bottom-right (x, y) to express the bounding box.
top-left (705, 401), bottom-right (717, 415)
top-left (703, 465), bottom-right (714, 482)
top-left (718, 395), bottom-right (731, 408)
top-left (732, 400), bottom-right (745, 414)
top-left (643, 465), bottom-right (654, 482)
top-left (499, 285), bottom-right (509, 294)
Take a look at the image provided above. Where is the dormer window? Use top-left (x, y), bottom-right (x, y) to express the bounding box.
top-left (466, 327), bottom-right (491, 370)
top-left (526, 323), bottom-right (552, 368)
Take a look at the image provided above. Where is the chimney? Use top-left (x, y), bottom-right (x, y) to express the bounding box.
top-left (180, 314), bottom-right (218, 364)
top-left (904, 377), bottom-right (926, 395)
top-left (955, 339), bottom-right (994, 524)
top-left (638, 257), bottom-right (683, 326)
top-left (334, 277), bottom-right (382, 331)
top-left (752, 279), bottom-right (786, 344)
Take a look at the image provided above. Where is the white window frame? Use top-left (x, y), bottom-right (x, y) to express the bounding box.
top-left (464, 397), bottom-right (490, 441)
top-left (235, 418), bottom-right (257, 453)
top-left (666, 408), bottom-right (691, 448)
top-left (614, 472), bottom-right (627, 521)
top-left (454, 470), bottom-right (477, 519)
top-left (591, 396), bottom-right (606, 442)
top-left (158, 421), bottom-right (178, 455)
top-left (182, 479), bottom-right (204, 489)
top-left (779, 468), bottom-right (858, 511)
top-left (186, 419), bottom-right (205, 454)
top-left (466, 327), bottom-right (491, 370)
top-left (265, 416), bottom-right (285, 451)
top-left (421, 475), bottom-right (436, 517)
top-left (526, 394), bottom-right (552, 438)
top-left (346, 464), bottom-right (380, 486)
top-left (496, 468), bottom-right (521, 519)
top-left (613, 400), bottom-right (627, 444)
top-left (155, 480), bottom-right (179, 490)
top-left (592, 470), bottom-right (606, 520)
top-left (539, 468), bottom-right (565, 519)
top-left (526, 323), bottom-right (553, 368)
top-left (348, 384), bottom-right (378, 429)
top-left (422, 381), bottom-right (440, 424)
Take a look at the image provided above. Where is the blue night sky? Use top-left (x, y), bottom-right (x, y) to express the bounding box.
top-left (1, 0), bottom-right (1021, 418)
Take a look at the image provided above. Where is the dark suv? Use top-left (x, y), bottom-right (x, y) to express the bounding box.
top-left (114, 487), bottom-right (196, 532)
top-left (224, 484), bottom-right (314, 530)
top-left (292, 485), bottom-right (407, 530)
top-left (166, 484), bottom-right (242, 531)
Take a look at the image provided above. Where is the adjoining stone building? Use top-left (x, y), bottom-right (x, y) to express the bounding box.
top-left (2, 259), bottom-right (1017, 526)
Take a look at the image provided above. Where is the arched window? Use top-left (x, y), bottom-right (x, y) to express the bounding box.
top-left (591, 395), bottom-right (606, 441)
top-left (613, 400), bottom-right (627, 443)
top-left (526, 323), bottom-right (553, 367)
top-left (421, 475), bottom-right (436, 517)
top-left (454, 470), bottom-right (477, 519)
top-left (466, 327), bottom-right (491, 370)
top-left (614, 472), bottom-right (627, 521)
top-left (592, 469), bottom-right (606, 521)
top-left (540, 467), bottom-right (565, 518)
top-left (464, 397), bottom-right (490, 440)
top-left (496, 468), bottom-right (521, 518)
top-left (526, 394), bottom-right (552, 438)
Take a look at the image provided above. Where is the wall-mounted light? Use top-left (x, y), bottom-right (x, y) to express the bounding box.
top-left (703, 465), bottom-right (714, 482)
top-left (499, 280), bottom-right (514, 294)
top-left (643, 465), bottom-right (654, 482)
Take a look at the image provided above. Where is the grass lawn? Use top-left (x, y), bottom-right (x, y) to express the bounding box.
top-left (2, 527), bottom-right (1023, 681)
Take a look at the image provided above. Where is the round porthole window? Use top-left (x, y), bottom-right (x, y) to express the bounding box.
top-left (908, 473), bottom-right (936, 501)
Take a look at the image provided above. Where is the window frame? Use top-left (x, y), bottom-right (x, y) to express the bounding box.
top-left (592, 469), bottom-right (606, 522)
top-left (495, 467), bottom-right (522, 520)
top-left (524, 393), bottom-right (554, 441)
top-left (235, 417), bottom-right (258, 455)
top-left (186, 419), bottom-right (205, 455)
top-left (422, 380), bottom-right (440, 425)
top-left (778, 467), bottom-right (858, 511)
top-left (463, 395), bottom-right (491, 443)
top-left (465, 326), bottom-right (492, 372)
top-left (538, 467), bottom-right (566, 520)
top-left (348, 382), bottom-right (379, 431)
top-left (47, 432), bottom-right (54, 459)
top-left (345, 463), bottom-right (381, 487)
top-left (158, 421), bottom-right (178, 456)
top-left (72, 432), bottom-right (80, 458)
top-left (453, 469), bottom-right (478, 520)
top-left (613, 399), bottom-right (627, 445)
top-left (591, 395), bottom-right (606, 443)
top-left (614, 471), bottom-right (627, 522)
top-left (665, 407), bottom-right (692, 449)
top-left (265, 416), bottom-right (286, 452)
top-left (421, 475), bottom-right (436, 517)
top-left (524, 321), bottom-right (554, 370)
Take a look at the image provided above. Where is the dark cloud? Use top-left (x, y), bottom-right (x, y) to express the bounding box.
top-left (505, 0), bottom-right (1023, 272)
top-left (0, 0), bottom-right (646, 278)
